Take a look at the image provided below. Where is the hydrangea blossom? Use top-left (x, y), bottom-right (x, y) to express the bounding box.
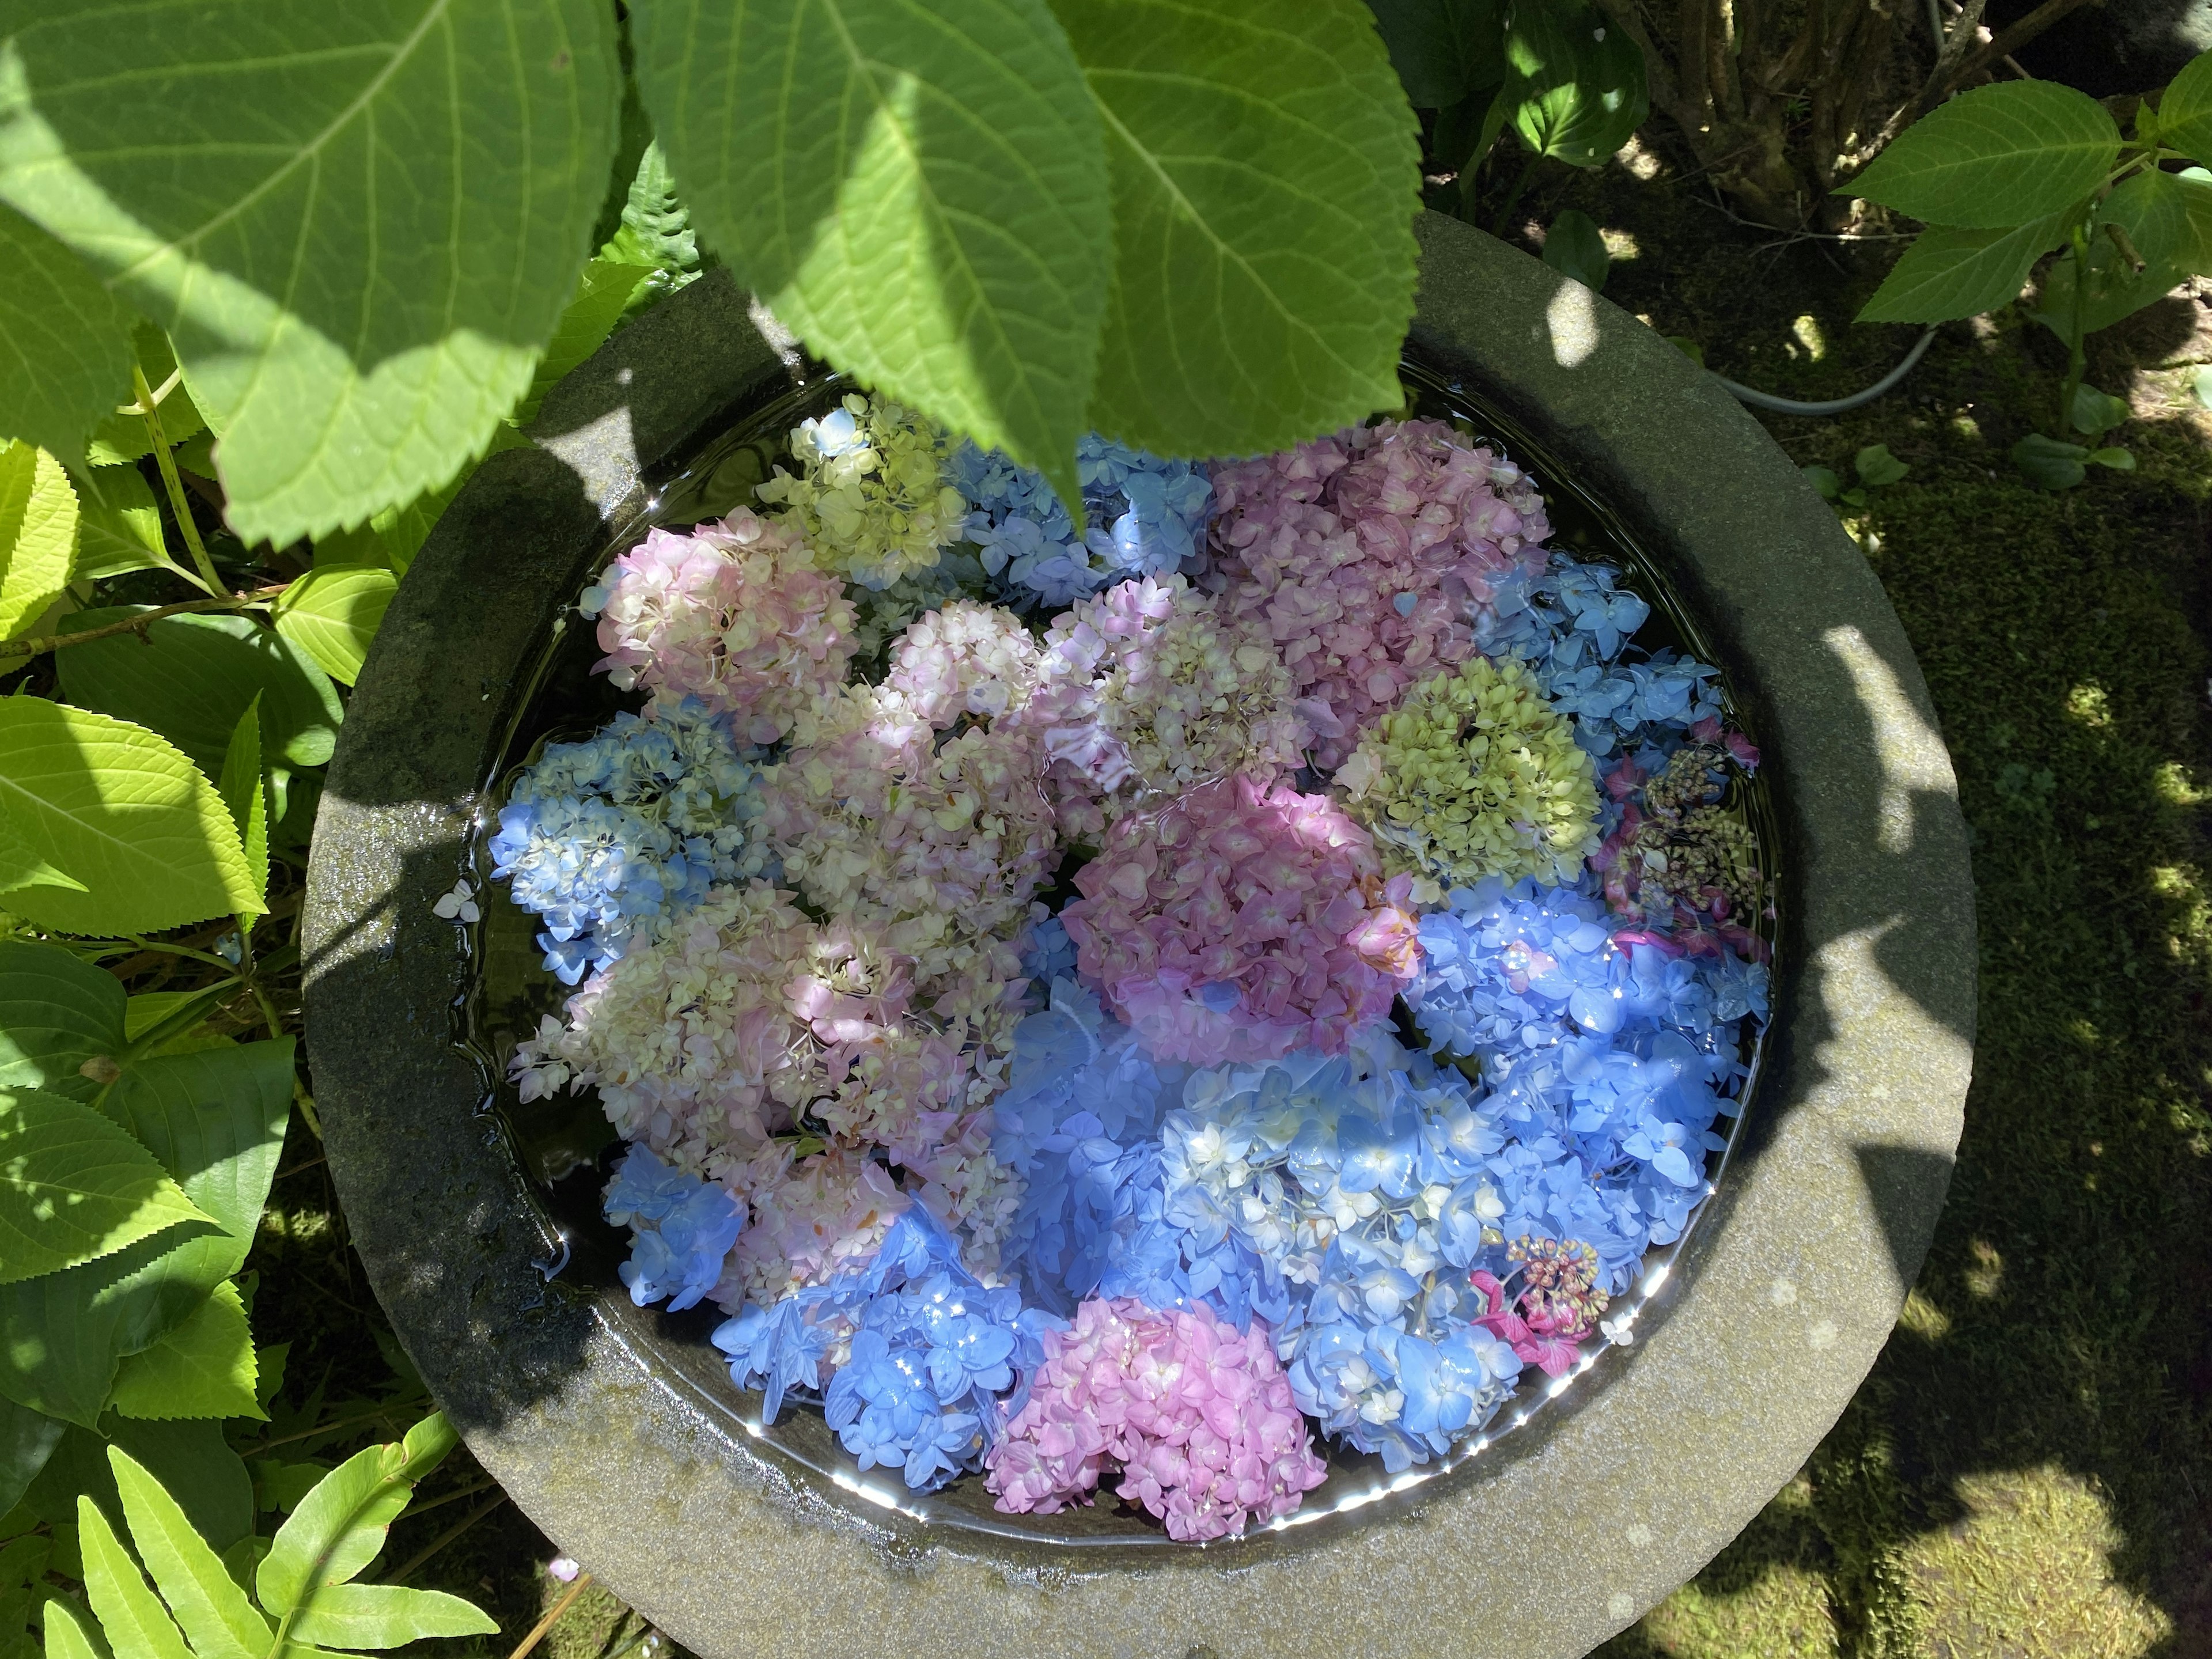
top-left (984, 1296), bottom-right (1327, 1539)
top-left (581, 509), bottom-right (855, 744)
top-left (884, 599), bottom-right (1041, 726)
top-left (490, 703), bottom-right (770, 983)
top-left (1210, 420), bottom-right (1551, 767)
top-left (1016, 575), bottom-right (1308, 832)
top-left (954, 437), bottom-right (1212, 607)
top-left (755, 393), bottom-right (968, 589)
top-left (1594, 734), bottom-right (1768, 942)
top-left (602, 1143), bottom-right (744, 1312)
top-left (1062, 774), bottom-right (1422, 1065)
top-left (1336, 657), bottom-right (1600, 888)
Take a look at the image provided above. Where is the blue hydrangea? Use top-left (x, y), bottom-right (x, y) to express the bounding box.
top-left (952, 435), bottom-right (1211, 607)
top-left (713, 1207), bottom-right (1059, 1491)
top-left (602, 1145), bottom-right (744, 1313)
top-left (1278, 1307), bottom-right (1522, 1474)
top-left (489, 702), bottom-right (770, 983)
top-left (1017, 912), bottom-right (1078, 993)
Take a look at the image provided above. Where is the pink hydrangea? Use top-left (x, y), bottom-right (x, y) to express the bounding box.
top-left (1059, 774), bottom-right (1422, 1065)
top-left (1210, 419), bottom-right (1552, 768)
top-left (885, 599), bottom-right (1040, 727)
top-left (984, 1297), bottom-right (1327, 1541)
top-left (582, 508), bottom-right (855, 744)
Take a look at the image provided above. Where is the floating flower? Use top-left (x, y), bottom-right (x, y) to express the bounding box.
top-left (601, 1144), bottom-right (745, 1312)
top-left (582, 509), bottom-right (855, 744)
top-left (984, 1296), bottom-right (1327, 1539)
top-left (1336, 657), bottom-right (1599, 888)
top-left (1062, 774), bottom-right (1421, 1065)
top-left (954, 436), bottom-right (1213, 607)
top-left (755, 392), bottom-right (968, 589)
top-left (884, 599), bottom-right (1041, 727)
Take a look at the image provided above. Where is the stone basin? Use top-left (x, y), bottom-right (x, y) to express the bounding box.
top-left (302, 210), bottom-right (1975, 1659)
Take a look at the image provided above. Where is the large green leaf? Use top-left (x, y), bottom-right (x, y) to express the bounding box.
top-left (1858, 209), bottom-right (2075, 323)
top-left (269, 567), bottom-right (395, 687)
top-left (216, 704), bottom-right (267, 915)
top-left (1057, 0), bottom-right (1422, 460)
top-left (1368, 0), bottom-right (1505, 110)
top-left (2098, 167), bottom-right (2188, 268)
top-left (0, 699), bottom-right (258, 936)
top-left (2032, 174), bottom-right (2208, 339)
top-left (1847, 81), bottom-right (2119, 228)
top-left (0, 943), bottom-right (123, 1099)
top-left (512, 256), bottom-right (655, 427)
top-left (631, 0), bottom-right (1112, 506)
top-left (0, 0), bottom-right (620, 547)
top-left (107, 1449), bottom-right (270, 1659)
top-left (1501, 0), bottom-right (1647, 168)
top-left (70, 467), bottom-right (176, 585)
top-left (0, 441), bottom-right (73, 643)
top-left (107, 1280), bottom-right (259, 1422)
top-left (56, 611), bottom-right (340, 775)
top-left (27, 1419), bottom-right (251, 1551)
top-left (288, 1585), bottom-right (497, 1648)
top-left (2156, 47), bottom-right (2212, 168)
top-left (0, 1396), bottom-right (62, 1518)
top-left (0, 204), bottom-right (128, 467)
top-left (257, 1414), bottom-right (456, 1618)
top-left (0, 817), bottom-right (85, 906)
top-left (74, 1497), bottom-right (191, 1659)
top-left (0, 1088), bottom-right (213, 1284)
top-left (100, 1041), bottom-right (294, 1261)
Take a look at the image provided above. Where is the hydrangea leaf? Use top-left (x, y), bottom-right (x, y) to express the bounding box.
top-left (106, 1279), bottom-right (262, 1422)
top-left (0, 203), bottom-right (130, 467)
top-left (107, 1446), bottom-right (272, 1659)
top-left (0, 440), bottom-right (75, 643)
top-left (1055, 0), bottom-right (1421, 461)
top-left (1858, 209), bottom-right (2074, 323)
top-left (287, 1585), bottom-right (499, 1648)
top-left (0, 816), bottom-right (86, 904)
top-left (270, 567), bottom-right (396, 686)
top-left (1847, 81), bottom-right (2119, 229)
top-left (56, 611), bottom-right (340, 775)
top-left (0, 941), bottom-right (125, 1099)
top-left (215, 702), bottom-right (267, 914)
top-left (27, 1416), bottom-right (253, 1550)
top-left (2154, 46), bottom-right (2212, 169)
top-left (0, 0), bottom-right (620, 546)
top-left (82, 328), bottom-right (204, 471)
top-left (101, 1041), bottom-right (296, 1265)
top-left (0, 1087), bottom-right (214, 1285)
top-left (629, 0), bottom-right (1112, 508)
top-left (0, 699), bottom-right (258, 936)
top-left (0, 1395), bottom-right (65, 1520)
top-left (71, 465), bottom-right (177, 584)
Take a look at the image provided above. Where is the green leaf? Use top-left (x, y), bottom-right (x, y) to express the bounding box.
top-left (101, 1041), bottom-right (295, 1264)
top-left (1501, 0), bottom-right (1648, 168)
top-left (1665, 333), bottom-right (1703, 366)
top-left (289, 1586), bottom-right (498, 1649)
top-left (2089, 444), bottom-right (2134, 470)
top-left (1057, 0), bottom-right (1422, 461)
top-left (56, 612), bottom-right (340, 775)
top-left (0, 944), bottom-right (124, 1099)
top-left (0, 1399), bottom-right (62, 1521)
top-left (2033, 237), bottom-right (2187, 339)
top-left (2012, 431), bottom-right (2089, 489)
top-left (512, 257), bottom-right (655, 427)
top-left (0, 442), bottom-right (74, 643)
top-left (2100, 168), bottom-right (2188, 268)
top-left (106, 1280), bottom-right (259, 1423)
top-left (1540, 206), bottom-right (1609, 290)
top-left (28, 1421), bottom-right (251, 1552)
top-left (601, 141), bottom-right (700, 283)
top-left (0, 1), bottom-right (621, 548)
top-left (0, 205), bottom-right (129, 468)
top-left (215, 703), bottom-right (266, 915)
top-left (1801, 464), bottom-right (1841, 500)
top-left (631, 0), bottom-right (1111, 507)
top-left (0, 1532), bottom-right (49, 1592)
top-left (82, 331), bottom-right (205, 472)
top-left (2155, 47), bottom-right (2212, 167)
top-left (2191, 364), bottom-right (2212, 410)
top-left (107, 1449), bottom-right (270, 1659)
top-left (269, 569), bottom-right (396, 688)
top-left (38, 1597), bottom-right (103, 1659)
top-left (1847, 81), bottom-right (2118, 228)
top-left (0, 699), bottom-right (258, 936)
top-left (74, 1497), bottom-right (191, 1659)
top-left (0, 1088), bottom-right (213, 1284)
top-left (70, 468), bottom-right (177, 585)
top-left (2070, 382), bottom-right (2130, 436)
top-left (0, 822), bottom-right (84, 904)
top-left (257, 1414), bottom-right (456, 1618)
top-left (1367, 0), bottom-right (1505, 109)
top-left (1856, 210), bottom-right (2074, 323)
top-left (251, 1461), bottom-right (326, 1518)
top-left (1854, 443), bottom-right (1909, 487)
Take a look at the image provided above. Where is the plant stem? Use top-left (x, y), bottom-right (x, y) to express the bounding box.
top-left (132, 361), bottom-right (224, 595)
top-left (2056, 222), bottom-right (2091, 439)
top-left (0, 585), bottom-right (287, 660)
top-left (508, 1574), bottom-right (593, 1659)
top-left (1490, 151), bottom-right (1542, 238)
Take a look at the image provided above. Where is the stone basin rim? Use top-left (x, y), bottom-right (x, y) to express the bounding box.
top-left (302, 212), bottom-right (1974, 1659)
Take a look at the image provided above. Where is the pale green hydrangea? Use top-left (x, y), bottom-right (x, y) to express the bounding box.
top-left (755, 391), bottom-right (967, 589)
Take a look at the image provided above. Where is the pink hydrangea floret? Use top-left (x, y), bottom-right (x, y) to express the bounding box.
top-left (1210, 419), bottom-right (1552, 768)
top-left (1060, 774), bottom-right (1422, 1065)
top-left (983, 1297), bottom-right (1327, 1541)
top-left (582, 507), bottom-right (855, 744)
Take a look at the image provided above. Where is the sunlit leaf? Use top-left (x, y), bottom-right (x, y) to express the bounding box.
top-left (107, 1280), bottom-right (261, 1422)
top-left (0, 1087), bottom-right (213, 1284)
top-left (270, 567), bottom-right (396, 687)
top-left (1847, 81), bottom-right (2118, 228)
top-left (0, 440), bottom-right (74, 643)
top-left (0, 204), bottom-right (129, 467)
